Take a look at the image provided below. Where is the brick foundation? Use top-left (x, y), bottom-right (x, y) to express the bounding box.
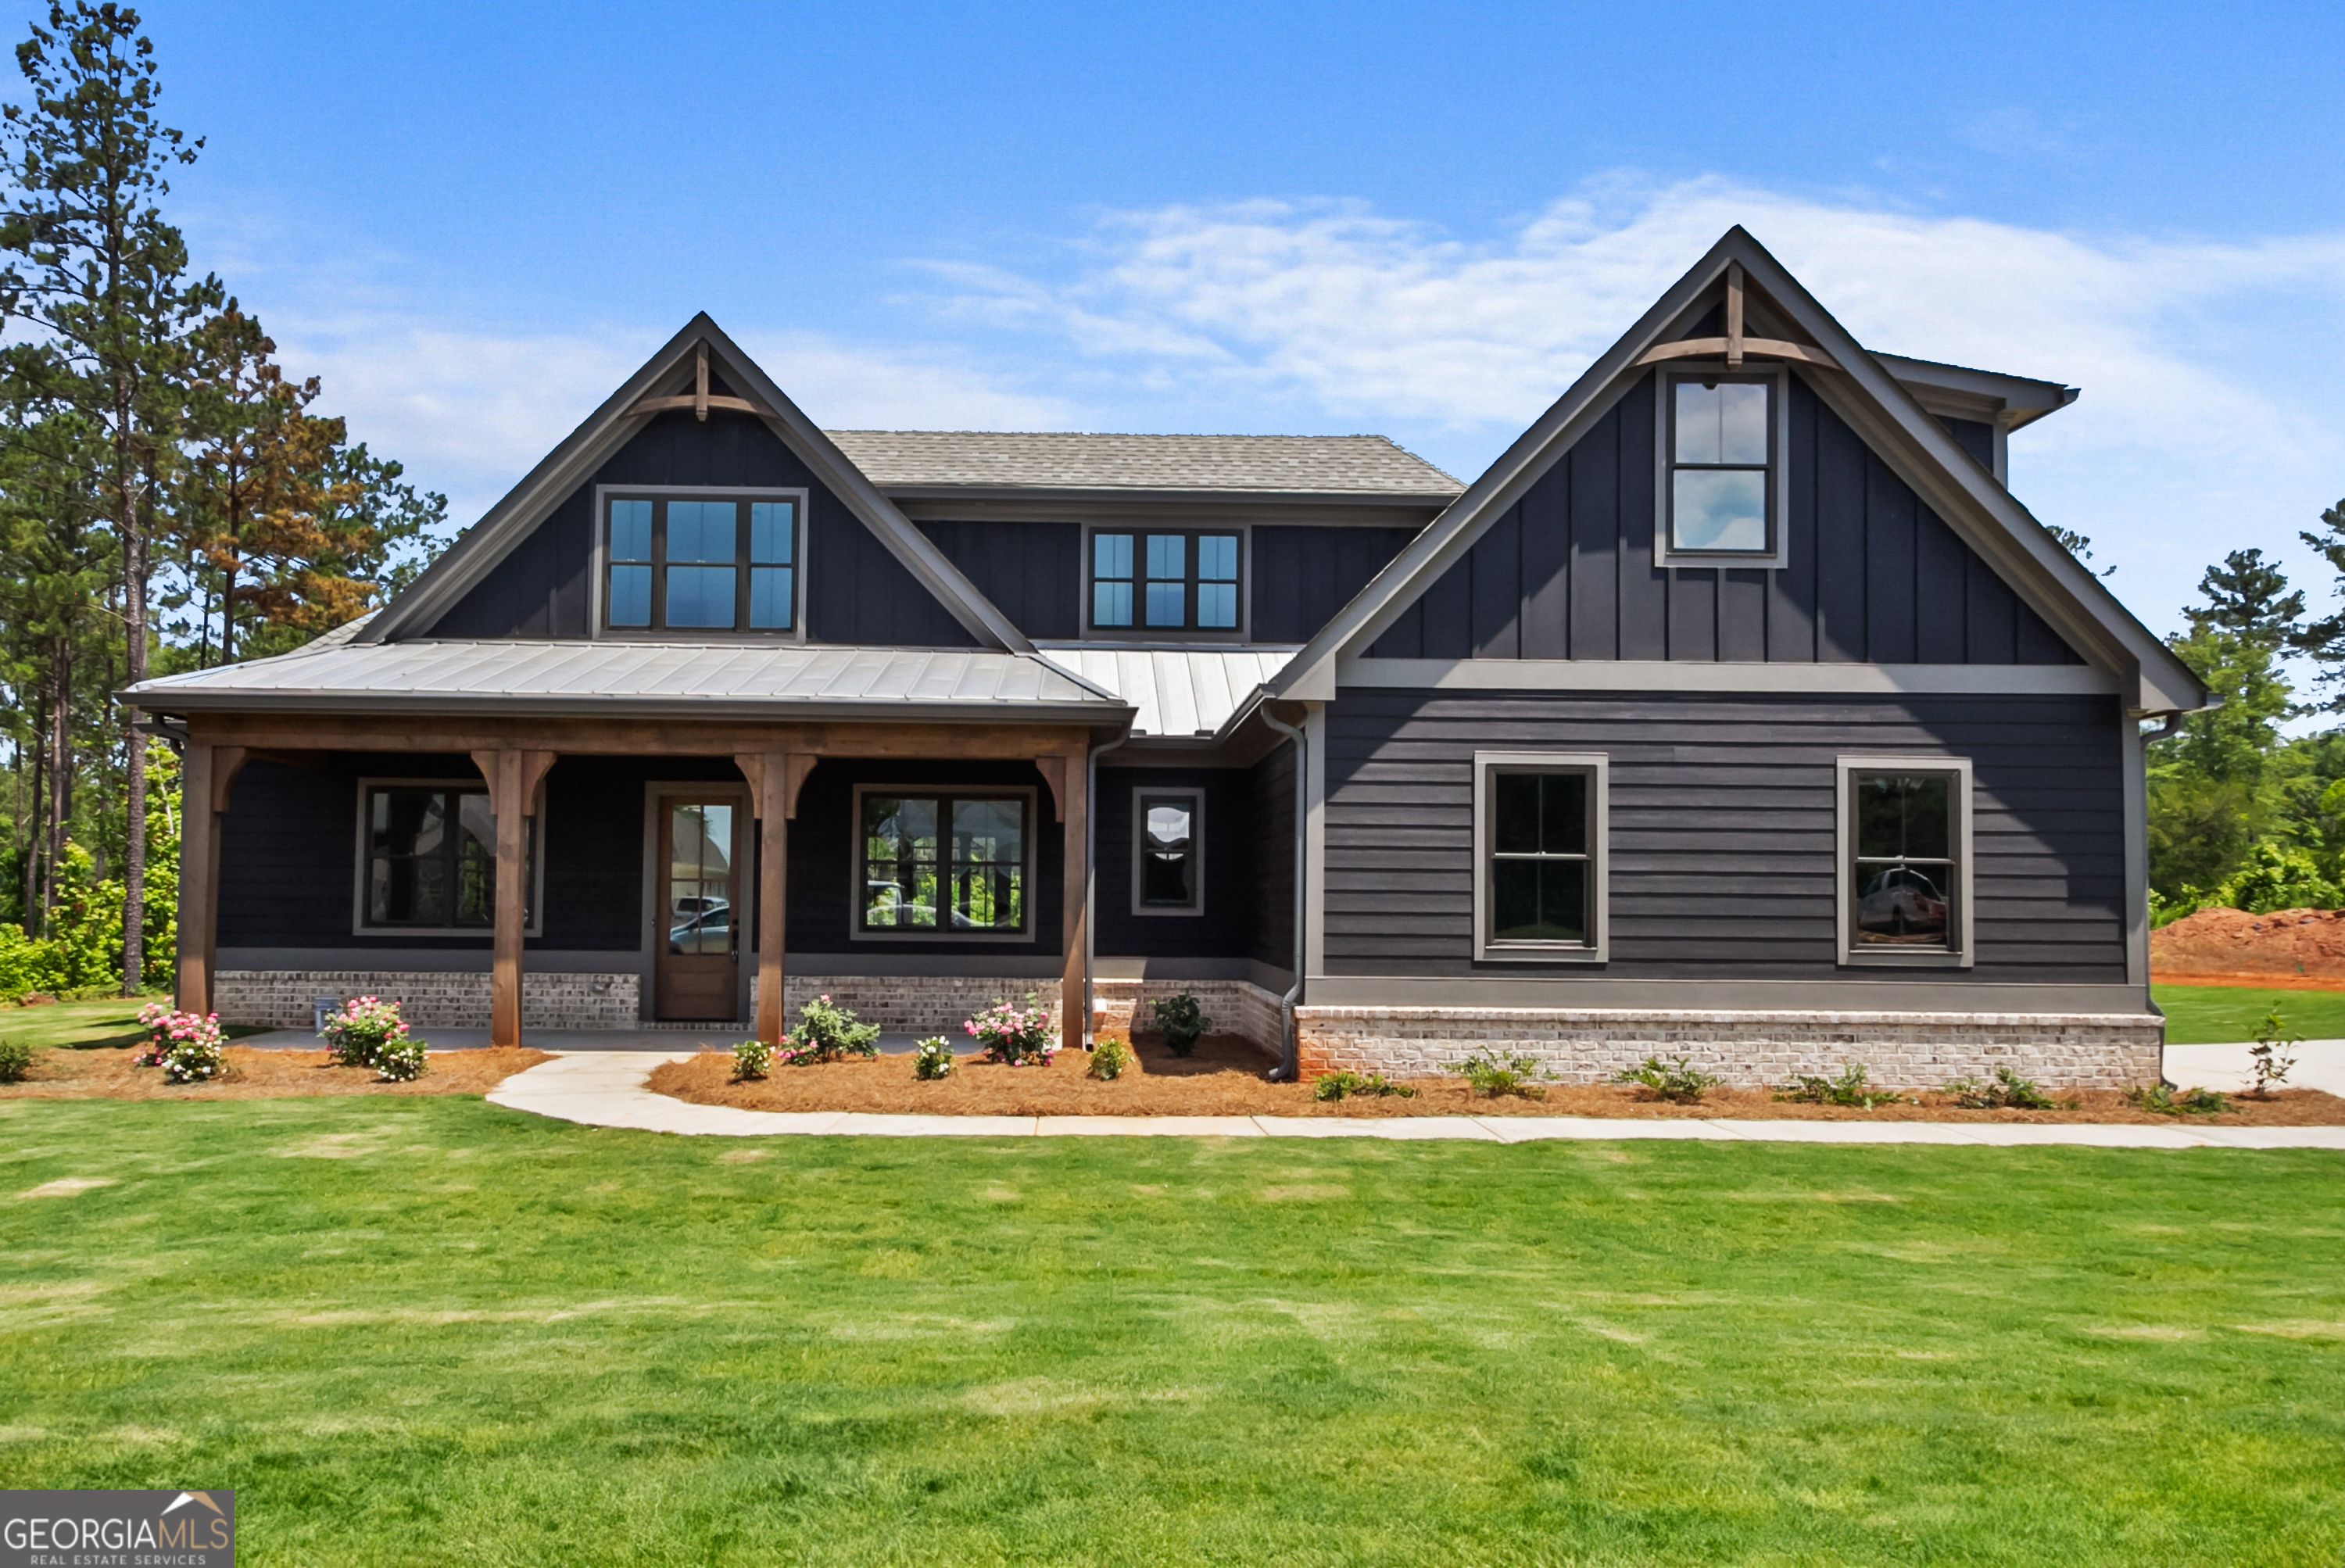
top-left (215, 970), bottom-right (639, 1030)
top-left (760, 975), bottom-right (1065, 1036)
top-left (1091, 978), bottom-right (1287, 1058)
top-left (1294, 1005), bottom-right (2165, 1090)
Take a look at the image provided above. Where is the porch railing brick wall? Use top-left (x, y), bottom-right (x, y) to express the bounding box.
top-left (216, 971), bottom-right (640, 1030)
top-left (1293, 1006), bottom-right (2164, 1090)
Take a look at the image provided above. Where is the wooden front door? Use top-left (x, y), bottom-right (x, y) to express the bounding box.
top-left (656, 797), bottom-right (739, 1022)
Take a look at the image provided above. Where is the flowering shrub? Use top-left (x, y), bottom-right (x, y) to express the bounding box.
top-left (1087, 1037), bottom-right (1132, 1081)
top-left (965, 994), bottom-right (1058, 1066)
top-left (134, 1002), bottom-right (227, 1084)
top-left (912, 1037), bottom-right (957, 1080)
top-left (319, 996), bottom-right (429, 1082)
top-left (776, 995), bottom-right (881, 1065)
top-left (732, 1038), bottom-right (775, 1079)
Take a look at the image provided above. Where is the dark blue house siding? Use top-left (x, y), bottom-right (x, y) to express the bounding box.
top-left (1251, 526), bottom-right (1421, 644)
top-left (1320, 689), bottom-right (2126, 983)
top-left (1091, 767), bottom-right (1257, 959)
top-left (1367, 372), bottom-right (2080, 666)
top-left (426, 408), bottom-right (977, 647)
top-left (915, 520), bottom-right (1082, 640)
top-left (1250, 741), bottom-right (1297, 972)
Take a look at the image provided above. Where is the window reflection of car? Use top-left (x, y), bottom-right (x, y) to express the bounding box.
top-left (1856, 865), bottom-right (1947, 941)
top-left (668, 905), bottom-right (731, 951)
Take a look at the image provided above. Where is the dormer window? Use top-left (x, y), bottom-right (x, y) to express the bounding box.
top-left (1088, 528), bottom-right (1244, 635)
top-left (1656, 367), bottom-right (1788, 567)
top-left (600, 489), bottom-right (804, 635)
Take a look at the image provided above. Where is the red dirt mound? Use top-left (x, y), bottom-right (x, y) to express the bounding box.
top-left (2151, 906), bottom-right (2345, 988)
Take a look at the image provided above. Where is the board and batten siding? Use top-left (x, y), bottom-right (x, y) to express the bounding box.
top-left (1251, 526), bottom-right (1421, 645)
top-left (915, 519), bottom-right (1082, 640)
top-left (427, 406), bottom-right (978, 647)
top-left (1320, 690), bottom-right (2125, 983)
top-left (1366, 371), bottom-right (2080, 667)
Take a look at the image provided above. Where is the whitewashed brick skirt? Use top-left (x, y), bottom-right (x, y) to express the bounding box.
top-left (1294, 1005), bottom-right (2166, 1090)
top-left (1090, 979), bottom-right (1286, 1058)
top-left (758, 975), bottom-right (1065, 1036)
top-left (215, 970), bottom-right (640, 1030)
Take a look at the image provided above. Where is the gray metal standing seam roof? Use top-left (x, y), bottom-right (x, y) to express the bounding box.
top-left (822, 431), bottom-right (1462, 496)
top-left (127, 640), bottom-right (1128, 723)
top-left (1043, 647), bottom-right (1296, 739)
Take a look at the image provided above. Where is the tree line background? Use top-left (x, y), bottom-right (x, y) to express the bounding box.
top-left (0, 4), bottom-right (445, 998)
top-left (0, 5), bottom-right (2334, 1003)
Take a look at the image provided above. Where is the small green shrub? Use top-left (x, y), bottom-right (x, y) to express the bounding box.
top-left (2247, 1009), bottom-right (2300, 1097)
top-left (1087, 1038), bottom-right (1133, 1081)
top-left (732, 1038), bottom-right (774, 1080)
top-left (1778, 1064), bottom-right (1903, 1108)
top-left (2131, 1083), bottom-right (2230, 1117)
top-left (1151, 993), bottom-right (1210, 1057)
top-left (0, 1038), bottom-right (32, 1083)
top-left (1611, 1054), bottom-right (1722, 1104)
top-left (781, 994), bottom-right (883, 1065)
top-left (1312, 1070), bottom-right (1416, 1102)
top-left (913, 1037), bottom-right (958, 1080)
top-left (1942, 1067), bottom-right (2058, 1111)
top-left (373, 1038), bottom-right (429, 1083)
top-left (1446, 1049), bottom-right (1551, 1101)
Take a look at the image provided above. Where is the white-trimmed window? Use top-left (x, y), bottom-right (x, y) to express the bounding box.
top-left (598, 488), bottom-right (805, 635)
top-left (1836, 757), bottom-right (1974, 967)
top-left (1655, 366), bottom-right (1789, 567)
top-left (1131, 787), bottom-right (1204, 916)
top-left (1473, 752), bottom-right (1608, 962)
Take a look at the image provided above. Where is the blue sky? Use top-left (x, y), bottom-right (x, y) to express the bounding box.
top-left (60, 1), bottom-right (2345, 645)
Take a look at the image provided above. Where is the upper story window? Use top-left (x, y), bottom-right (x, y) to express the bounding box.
top-left (1090, 529), bottom-right (1243, 635)
top-left (1658, 368), bottom-right (1786, 566)
top-left (601, 489), bottom-right (802, 634)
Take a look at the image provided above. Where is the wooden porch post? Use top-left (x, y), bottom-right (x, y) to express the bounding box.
top-left (739, 750), bottom-right (790, 1044)
top-left (1058, 741), bottom-right (1089, 1047)
top-left (473, 749), bottom-right (556, 1047)
top-left (175, 743), bottom-right (246, 1018)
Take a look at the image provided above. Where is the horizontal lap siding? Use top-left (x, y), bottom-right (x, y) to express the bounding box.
top-left (428, 408), bottom-right (977, 646)
top-left (1320, 690), bottom-right (2125, 982)
top-left (1367, 373), bottom-right (2080, 666)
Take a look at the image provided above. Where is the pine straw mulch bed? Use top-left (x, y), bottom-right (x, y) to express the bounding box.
top-left (649, 1033), bottom-right (2345, 1126)
top-left (0, 1046), bottom-right (555, 1101)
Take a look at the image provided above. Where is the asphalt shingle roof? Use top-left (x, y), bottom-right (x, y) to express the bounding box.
top-left (823, 431), bottom-right (1462, 496)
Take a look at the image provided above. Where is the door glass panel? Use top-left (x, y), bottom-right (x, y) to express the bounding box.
top-left (668, 804), bottom-right (736, 955)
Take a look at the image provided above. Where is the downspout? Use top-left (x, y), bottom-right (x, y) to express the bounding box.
top-left (1259, 703), bottom-right (1309, 1082)
top-left (2137, 708), bottom-right (2187, 1087)
top-left (1084, 727), bottom-right (1131, 1048)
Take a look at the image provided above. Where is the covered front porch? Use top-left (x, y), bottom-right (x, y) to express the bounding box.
top-left (171, 712), bottom-right (1115, 1048)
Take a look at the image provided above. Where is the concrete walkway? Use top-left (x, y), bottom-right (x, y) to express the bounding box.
top-left (483, 1051), bottom-right (2345, 1149)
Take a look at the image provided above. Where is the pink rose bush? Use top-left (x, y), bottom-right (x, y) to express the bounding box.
top-left (319, 995), bottom-right (428, 1082)
top-left (965, 996), bottom-right (1058, 1067)
top-left (134, 1001), bottom-right (226, 1084)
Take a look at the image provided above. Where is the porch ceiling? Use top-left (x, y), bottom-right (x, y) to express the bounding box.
top-left (126, 639), bottom-right (1130, 725)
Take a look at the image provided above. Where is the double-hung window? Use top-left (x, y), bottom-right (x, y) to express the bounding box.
top-left (602, 490), bottom-right (801, 633)
top-left (1837, 757), bottom-right (1973, 966)
top-left (357, 782), bottom-right (539, 933)
top-left (1658, 367), bottom-right (1786, 564)
top-left (856, 787), bottom-right (1031, 937)
top-left (1090, 529), bottom-right (1242, 633)
top-left (1132, 788), bottom-right (1204, 915)
top-left (1473, 753), bottom-right (1608, 961)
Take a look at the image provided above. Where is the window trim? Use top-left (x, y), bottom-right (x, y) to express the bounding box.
top-left (1471, 751), bottom-right (1609, 964)
top-left (1080, 524), bottom-right (1250, 642)
top-left (1652, 363), bottom-right (1792, 568)
top-left (589, 484), bottom-right (810, 641)
top-left (848, 783), bottom-right (1039, 943)
top-left (1835, 755), bottom-right (1974, 969)
top-left (349, 777), bottom-right (546, 938)
top-left (1130, 786), bottom-right (1205, 918)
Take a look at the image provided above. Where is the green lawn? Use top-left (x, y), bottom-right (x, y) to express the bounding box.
top-left (0, 993), bottom-right (268, 1051)
top-left (2155, 983), bottom-right (2345, 1044)
top-left (3, 1097), bottom-right (2341, 1566)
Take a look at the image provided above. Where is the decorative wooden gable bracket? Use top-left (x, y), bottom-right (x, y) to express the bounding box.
top-left (1634, 263), bottom-right (1840, 371)
top-left (627, 342), bottom-right (772, 421)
